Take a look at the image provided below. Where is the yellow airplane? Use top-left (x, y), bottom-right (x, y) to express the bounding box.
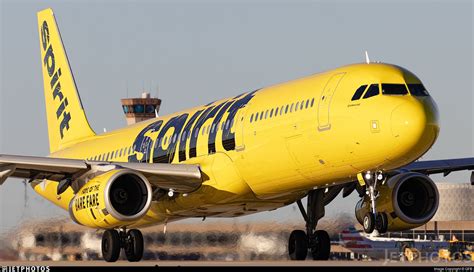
top-left (1, 8), bottom-right (474, 262)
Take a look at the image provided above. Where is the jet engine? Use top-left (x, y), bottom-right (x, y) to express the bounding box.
top-left (69, 169), bottom-right (152, 228)
top-left (355, 172), bottom-right (439, 231)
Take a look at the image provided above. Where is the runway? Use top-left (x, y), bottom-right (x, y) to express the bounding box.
top-left (2, 260), bottom-right (473, 267)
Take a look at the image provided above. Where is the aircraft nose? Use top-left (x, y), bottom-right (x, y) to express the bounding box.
top-left (390, 98), bottom-right (439, 160)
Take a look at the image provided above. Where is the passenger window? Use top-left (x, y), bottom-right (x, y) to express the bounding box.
top-left (275, 107), bottom-right (279, 116)
top-left (280, 106), bottom-right (285, 115)
top-left (270, 109), bottom-right (274, 118)
top-left (363, 84), bottom-right (380, 99)
top-left (351, 85), bottom-right (367, 101)
top-left (250, 114), bottom-right (254, 123)
top-left (310, 98), bottom-right (315, 107)
top-left (381, 84), bottom-right (408, 95)
top-left (300, 101), bottom-right (304, 110)
top-left (407, 84), bottom-right (429, 96)
top-left (290, 103), bottom-right (294, 113)
top-left (295, 102), bottom-right (299, 111)
top-left (306, 99), bottom-right (310, 108)
top-left (265, 110), bottom-right (268, 119)
top-left (260, 111), bottom-right (264, 120)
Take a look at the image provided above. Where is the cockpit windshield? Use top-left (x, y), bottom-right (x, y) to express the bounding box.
top-left (381, 84), bottom-right (408, 95)
top-left (407, 84), bottom-right (429, 96)
top-left (363, 84), bottom-right (379, 99)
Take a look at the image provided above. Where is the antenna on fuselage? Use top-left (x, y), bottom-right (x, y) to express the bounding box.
top-left (365, 51), bottom-right (370, 64)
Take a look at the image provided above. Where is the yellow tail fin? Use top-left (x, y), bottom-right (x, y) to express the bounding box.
top-left (37, 8), bottom-right (95, 153)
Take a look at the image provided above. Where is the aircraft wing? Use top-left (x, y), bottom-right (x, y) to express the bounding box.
top-left (341, 157), bottom-right (474, 199)
top-left (402, 157), bottom-right (474, 176)
top-left (0, 154), bottom-right (202, 192)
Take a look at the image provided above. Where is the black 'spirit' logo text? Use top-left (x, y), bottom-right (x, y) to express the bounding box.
top-left (41, 21), bottom-right (71, 139)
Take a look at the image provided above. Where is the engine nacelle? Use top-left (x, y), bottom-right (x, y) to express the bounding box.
top-left (69, 169), bottom-right (152, 228)
top-left (355, 172), bottom-right (439, 231)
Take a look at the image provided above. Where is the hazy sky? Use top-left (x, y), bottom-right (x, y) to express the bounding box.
top-left (0, 0), bottom-right (473, 234)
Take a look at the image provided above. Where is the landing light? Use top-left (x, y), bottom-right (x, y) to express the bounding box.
top-left (365, 172), bottom-right (372, 180)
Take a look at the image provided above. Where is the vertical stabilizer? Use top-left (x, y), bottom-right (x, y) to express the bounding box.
top-left (37, 8), bottom-right (95, 153)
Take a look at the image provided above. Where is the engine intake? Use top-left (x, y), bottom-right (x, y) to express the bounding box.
top-left (391, 172), bottom-right (438, 224)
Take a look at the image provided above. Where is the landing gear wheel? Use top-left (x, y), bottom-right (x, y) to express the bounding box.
top-left (310, 230), bottom-right (330, 260)
top-left (102, 229), bottom-right (121, 262)
top-left (288, 230), bottom-right (308, 260)
top-left (363, 212), bottom-right (375, 233)
top-left (124, 229), bottom-right (144, 262)
top-left (375, 212), bottom-right (388, 233)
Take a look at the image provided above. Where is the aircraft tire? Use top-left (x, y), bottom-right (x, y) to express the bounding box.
top-left (288, 230), bottom-right (308, 260)
top-left (102, 229), bottom-right (121, 262)
top-left (363, 212), bottom-right (375, 233)
top-left (125, 229), bottom-right (144, 262)
top-left (375, 212), bottom-right (388, 233)
top-left (311, 230), bottom-right (330, 260)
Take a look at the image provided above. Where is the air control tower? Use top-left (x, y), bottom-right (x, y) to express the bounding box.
top-left (121, 92), bottom-right (161, 125)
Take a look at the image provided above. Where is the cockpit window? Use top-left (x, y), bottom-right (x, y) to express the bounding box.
top-left (381, 84), bottom-right (408, 95)
top-left (408, 84), bottom-right (429, 96)
top-left (351, 85), bottom-right (367, 101)
top-left (363, 84), bottom-right (379, 99)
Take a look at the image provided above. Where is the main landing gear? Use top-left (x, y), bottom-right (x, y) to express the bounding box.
top-left (288, 189), bottom-right (331, 260)
top-left (101, 228), bottom-right (144, 262)
top-left (362, 170), bottom-right (388, 234)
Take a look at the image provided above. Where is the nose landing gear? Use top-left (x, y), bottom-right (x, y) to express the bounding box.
top-left (101, 228), bottom-right (144, 262)
top-left (361, 170), bottom-right (388, 234)
top-left (288, 189), bottom-right (331, 260)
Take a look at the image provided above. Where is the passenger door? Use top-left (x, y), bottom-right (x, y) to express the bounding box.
top-left (318, 73), bottom-right (345, 131)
